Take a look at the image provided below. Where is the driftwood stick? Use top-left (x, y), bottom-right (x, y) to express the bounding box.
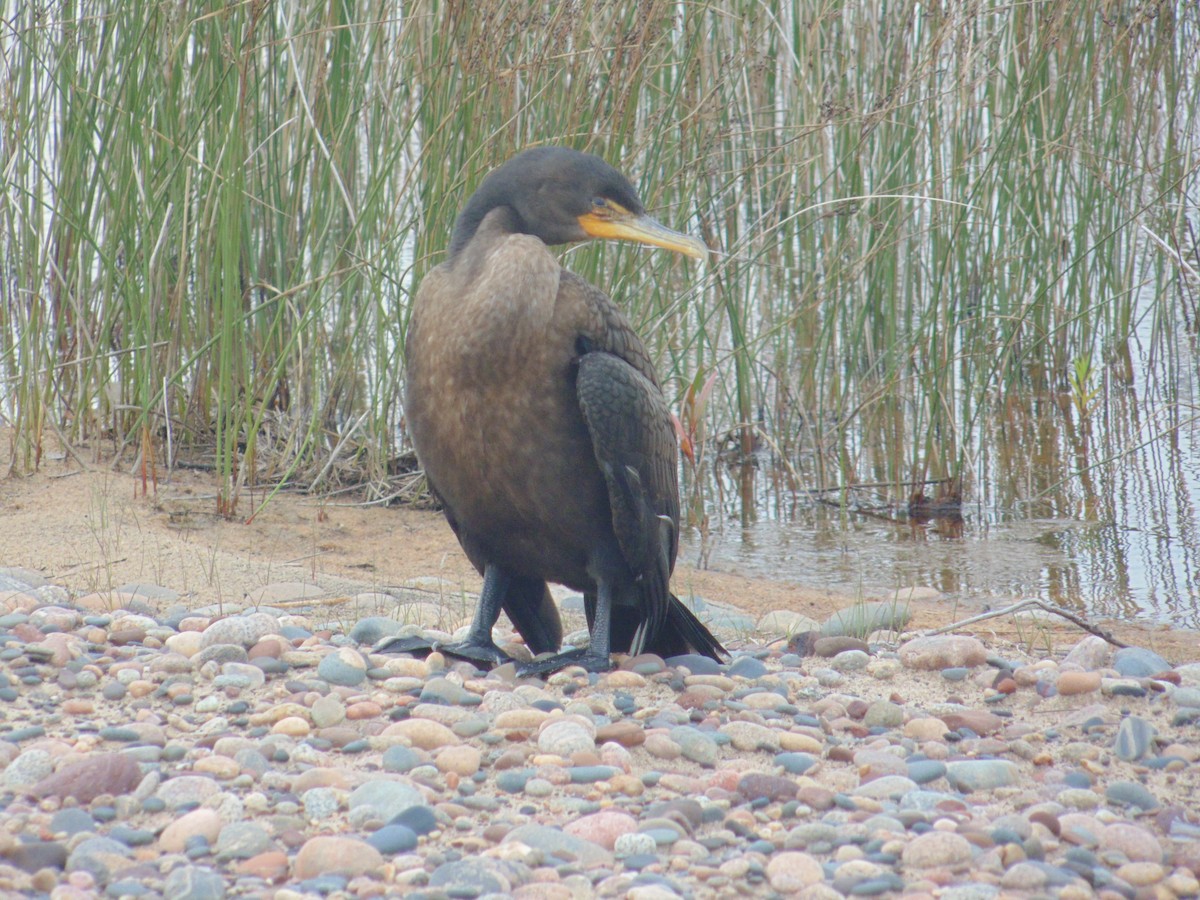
top-left (922, 599), bottom-right (1129, 649)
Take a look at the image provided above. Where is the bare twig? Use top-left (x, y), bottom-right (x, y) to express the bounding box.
top-left (921, 599), bottom-right (1128, 648)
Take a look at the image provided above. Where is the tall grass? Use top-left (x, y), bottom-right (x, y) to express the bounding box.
top-left (2, 0), bottom-right (1197, 526)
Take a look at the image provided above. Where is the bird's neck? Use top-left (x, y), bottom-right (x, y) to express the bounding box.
top-left (449, 189), bottom-right (523, 260)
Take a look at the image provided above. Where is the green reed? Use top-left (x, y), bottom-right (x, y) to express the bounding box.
top-left (1, 0), bottom-right (1196, 525)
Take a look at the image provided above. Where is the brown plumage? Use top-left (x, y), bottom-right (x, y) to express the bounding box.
top-left (403, 147), bottom-right (726, 674)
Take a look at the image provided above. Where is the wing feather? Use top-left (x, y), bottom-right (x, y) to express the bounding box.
top-left (576, 353), bottom-right (678, 650)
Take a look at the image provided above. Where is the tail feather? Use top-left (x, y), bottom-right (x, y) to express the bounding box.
top-left (648, 593), bottom-right (726, 662)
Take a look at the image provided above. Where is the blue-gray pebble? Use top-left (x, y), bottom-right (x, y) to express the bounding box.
top-left (1113, 646), bottom-right (1170, 677)
top-left (367, 824), bottom-right (418, 854)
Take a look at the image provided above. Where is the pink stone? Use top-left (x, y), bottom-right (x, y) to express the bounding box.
top-left (159, 809), bottom-right (222, 853)
top-left (293, 836), bottom-right (383, 879)
top-left (563, 810), bottom-right (637, 849)
top-left (31, 752), bottom-right (142, 803)
top-left (1100, 823), bottom-right (1164, 864)
top-left (765, 851), bottom-right (823, 891)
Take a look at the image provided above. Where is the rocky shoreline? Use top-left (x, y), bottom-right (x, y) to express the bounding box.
top-left (1, 566), bottom-right (1199, 899)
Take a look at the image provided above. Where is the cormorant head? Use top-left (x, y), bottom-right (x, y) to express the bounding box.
top-left (449, 147), bottom-right (706, 260)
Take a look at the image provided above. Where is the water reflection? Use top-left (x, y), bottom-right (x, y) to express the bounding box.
top-left (682, 319), bottom-right (1200, 630)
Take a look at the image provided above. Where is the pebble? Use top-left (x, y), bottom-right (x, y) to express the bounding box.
top-left (945, 759), bottom-right (1021, 792)
top-left (765, 851), bottom-right (824, 891)
top-left (160, 809), bottom-right (223, 853)
top-left (830, 648), bottom-right (870, 671)
top-left (162, 865), bottom-right (226, 900)
top-left (348, 780), bottom-right (423, 820)
top-left (903, 831), bottom-right (974, 868)
top-left (390, 804), bottom-right (437, 835)
top-left (1057, 670), bottom-right (1102, 695)
top-left (381, 745), bottom-right (422, 773)
top-left (316, 647), bottom-right (368, 686)
top-left (200, 613), bottom-right (279, 649)
top-left (385, 717), bottom-right (459, 749)
top-left (3, 748), bottom-right (54, 787)
top-left (1063, 634), bottom-right (1115, 669)
top-left (1114, 646), bottom-right (1171, 677)
top-left (215, 821), bottom-right (274, 860)
top-left (564, 810), bottom-right (637, 849)
top-left (1100, 822), bottom-right (1164, 862)
top-left (1114, 714), bottom-right (1155, 761)
top-left (293, 835), bottom-right (383, 878)
top-left (821, 602), bottom-right (910, 637)
top-left (899, 634), bottom-right (988, 669)
top-left (537, 718), bottom-right (594, 756)
top-left (1105, 780), bottom-right (1159, 812)
top-left (366, 823), bottom-right (418, 853)
top-left (1172, 685), bottom-right (1200, 708)
top-left (30, 753), bottom-right (141, 801)
top-left (0, 569), bottom-right (1193, 898)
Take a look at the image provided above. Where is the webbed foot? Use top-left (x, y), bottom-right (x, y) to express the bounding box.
top-left (372, 635), bottom-right (513, 669)
top-left (516, 647), bottom-right (614, 678)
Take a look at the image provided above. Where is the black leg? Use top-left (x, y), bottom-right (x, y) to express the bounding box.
top-left (374, 565), bottom-right (515, 669)
top-left (439, 564), bottom-right (515, 666)
top-left (499, 576), bottom-right (562, 655)
top-left (516, 578), bottom-right (616, 677)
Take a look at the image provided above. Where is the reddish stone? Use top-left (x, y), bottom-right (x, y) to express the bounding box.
top-left (493, 749), bottom-right (530, 769)
top-left (236, 850), bottom-right (288, 882)
top-left (595, 721), bottom-right (645, 747)
top-left (293, 836), bottom-right (382, 879)
top-left (563, 810), bottom-right (637, 850)
top-left (31, 753), bottom-right (141, 803)
top-left (345, 701), bottom-right (382, 720)
top-left (795, 786), bottom-right (835, 810)
top-left (827, 746), bottom-right (854, 763)
top-left (939, 710), bottom-right (1003, 735)
top-left (1029, 810), bottom-right (1061, 837)
top-left (706, 769), bottom-right (741, 792)
top-left (738, 774), bottom-right (798, 802)
top-left (677, 690), bottom-right (715, 710)
top-left (278, 830), bottom-right (307, 850)
top-left (248, 638), bottom-right (284, 659)
top-left (569, 750), bottom-right (601, 767)
top-left (482, 824), bottom-right (511, 843)
top-left (12, 623), bottom-right (45, 642)
top-left (813, 636), bottom-right (869, 658)
top-left (108, 628), bottom-right (147, 646)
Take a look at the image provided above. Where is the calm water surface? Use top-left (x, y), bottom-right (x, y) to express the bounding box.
top-left (683, 279), bottom-right (1200, 631)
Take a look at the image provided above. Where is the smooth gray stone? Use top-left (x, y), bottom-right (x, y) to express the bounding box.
top-left (502, 823), bottom-right (613, 864)
top-left (821, 602), bottom-right (911, 637)
top-left (214, 822), bottom-right (273, 860)
top-left (1113, 647), bottom-right (1170, 677)
top-left (162, 865), bottom-right (226, 900)
top-left (348, 616), bottom-right (406, 645)
top-left (1104, 780), bottom-right (1159, 812)
top-left (945, 760), bottom-right (1021, 792)
top-left (347, 780), bottom-right (423, 820)
top-left (1113, 715), bottom-right (1155, 761)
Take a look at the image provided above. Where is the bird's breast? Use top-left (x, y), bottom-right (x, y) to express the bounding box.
top-left (406, 238), bottom-right (611, 585)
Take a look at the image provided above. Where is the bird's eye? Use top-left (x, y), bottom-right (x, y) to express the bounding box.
top-left (592, 197), bottom-right (609, 212)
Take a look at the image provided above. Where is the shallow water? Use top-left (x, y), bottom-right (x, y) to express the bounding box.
top-left (683, 298), bottom-right (1200, 631)
top-left (682, 505), bottom-right (1199, 629)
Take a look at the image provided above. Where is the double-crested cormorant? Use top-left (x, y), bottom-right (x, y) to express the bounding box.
top-left (403, 146), bottom-right (726, 674)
